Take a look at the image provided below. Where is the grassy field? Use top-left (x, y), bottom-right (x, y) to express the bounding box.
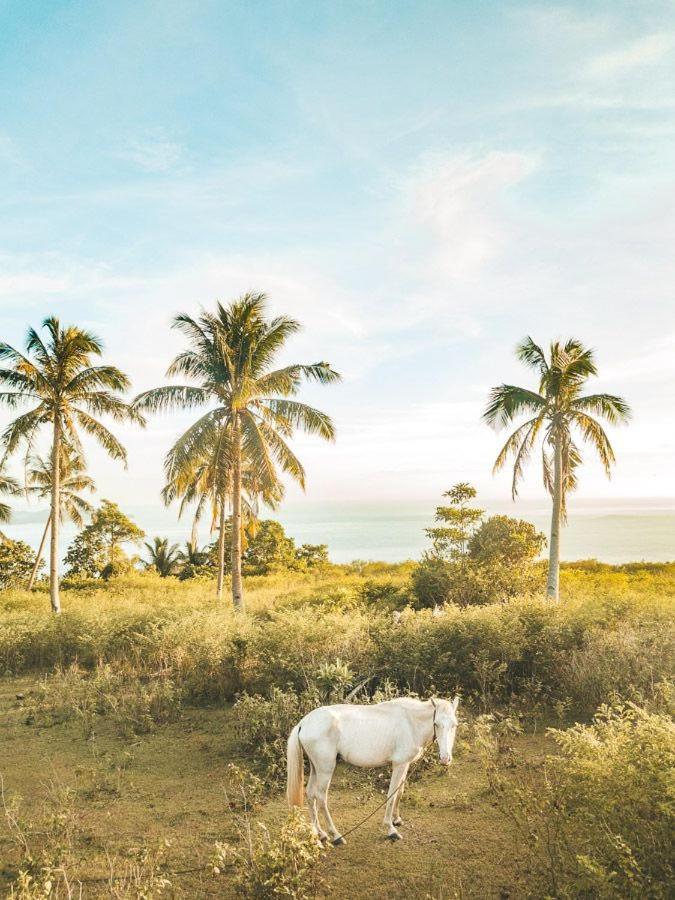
top-left (0, 674), bottom-right (553, 898)
top-left (0, 563), bottom-right (673, 897)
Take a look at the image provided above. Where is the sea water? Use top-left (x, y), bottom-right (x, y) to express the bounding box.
top-left (4, 498), bottom-right (674, 565)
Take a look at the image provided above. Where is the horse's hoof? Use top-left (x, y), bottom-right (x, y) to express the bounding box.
top-left (332, 836), bottom-right (346, 846)
top-left (387, 832), bottom-right (403, 842)
top-left (393, 818), bottom-right (403, 826)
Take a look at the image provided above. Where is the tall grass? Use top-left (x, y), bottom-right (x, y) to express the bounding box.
top-left (1, 564), bottom-right (673, 717)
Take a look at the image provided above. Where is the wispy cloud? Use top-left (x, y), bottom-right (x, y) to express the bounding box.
top-left (404, 151), bottom-right (537, 278)
top-left (116, 131), bottom-right (184, 173)
top-left (585, 32), bottom-right (675, 79)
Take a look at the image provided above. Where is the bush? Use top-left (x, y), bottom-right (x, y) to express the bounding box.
top-left (23, 663), bottom-right (182, 737)
top-left (488, 702), bottom-right (675, 898)
top-left (359, 578), bottom-right (410, 610)
top-left (410, 554), bottom-right (452, 607)
top-left (553, 624), bottom-right (675, 718)
top-left (214, 809), bottom-right (323, 899)
top-left (468, 515), bottom-right (546, 566)
top-left (232, 688), bottom-right (320, 786)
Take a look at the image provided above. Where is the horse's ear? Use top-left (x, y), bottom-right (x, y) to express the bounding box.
top-left (452, 696), bottom-right (460, 713)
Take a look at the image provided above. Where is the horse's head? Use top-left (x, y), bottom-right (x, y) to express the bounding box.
top-left (431, 696), bottom-right (459, 765)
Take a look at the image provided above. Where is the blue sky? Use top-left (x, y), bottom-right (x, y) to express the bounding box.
top-left (1, 0), bottom-right (674, 509)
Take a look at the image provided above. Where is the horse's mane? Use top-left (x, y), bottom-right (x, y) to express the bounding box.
top-left (381, 697), bottom-right (431, 710)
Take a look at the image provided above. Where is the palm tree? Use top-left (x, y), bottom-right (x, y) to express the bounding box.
top-left (134, 292), bottom-right (340, 611)
top-left (0, 317), bottom-right (144, 612)
top-left (484, 337), bottom-right (630, 600)
top-left (25, 446), bottom-right (95, 590)
top-left (0, 464), bottom-right (20, 528)
top-left (162, 435), bottom-right (284, 600)
top-left (177, 539), bottom-right (208, 568)
top-left (143, 536), bottom-right (181, 577)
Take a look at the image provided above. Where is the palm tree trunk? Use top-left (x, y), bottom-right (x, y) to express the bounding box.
top-left (28, 513), bottom-right (51, 591)
top-left (49, 418), bottom-right (61, 613)
top-left (231, 418), bottom-right (244, 612)
top-left (546, 433), bottom-right (562, 601)
top-left (216, 495), bottom-right (226, 601)
top-left (191, 515), bottom-right (199, 552)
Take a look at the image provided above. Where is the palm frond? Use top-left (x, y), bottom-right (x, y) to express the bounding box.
top-left (571, 411), bottom-right (616, 476)
top-left (258, 398), bottom-right (336, 441)
top-left (73, 410), bottom-right (128, 465)
top-left (573, 393), bottom-right (631, 425)
top-left (483, 384), bottom-right (546, 428)
top-left (133, 385), bottom-right (210, 414)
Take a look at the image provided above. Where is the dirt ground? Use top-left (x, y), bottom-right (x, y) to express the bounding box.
top-left (0, 676), bottom-right (550, 898)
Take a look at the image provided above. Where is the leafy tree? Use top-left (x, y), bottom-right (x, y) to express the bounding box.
top-left (64, 528), bottom-right (108, 579)
top-left (295, 543), bottom-right (330, 570)
top-left (0, 318), bottom-right (143, 611)
top-left (64, 500), bottom-right (144, 579)
top-left (133, 293), bottom-right (340, 611)
top-left (243, 519), bottom-right (297, 575)
top-left (178, 540), bottom-right (209, 568)
top-left (0, 538), bottom-right (39, 589)
top-left (25, 447), bottom-right (95, 590)
top-left (468, 515), bottom-right (546, 567)
top-left (143, 536), bottom-right (181, 577)
top-left (425, 483), bottom-right (484, 562)
top-left (414, 487), bottom-right (546, 608)
top-left (484, 337), bottom-right (630, 600)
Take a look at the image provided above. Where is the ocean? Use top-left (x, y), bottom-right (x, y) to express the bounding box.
top-left (4, 498), bottom-right (674, 565)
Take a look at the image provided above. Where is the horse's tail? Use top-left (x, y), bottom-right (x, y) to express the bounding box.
top-left (287, 724), bottom-right (304, 808)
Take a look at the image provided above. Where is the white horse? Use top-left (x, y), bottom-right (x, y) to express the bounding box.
top-left (287, 696), bottom-right (459, 843)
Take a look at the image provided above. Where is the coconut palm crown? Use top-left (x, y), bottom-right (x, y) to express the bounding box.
top-left (143, 536), bottom-right (182, 577)
top-left (484, 337), bottom-right (630, 600)
top-left (133, 292), bottom-right (340, 611)
top-left (0, 317), bottom-right (144, 612)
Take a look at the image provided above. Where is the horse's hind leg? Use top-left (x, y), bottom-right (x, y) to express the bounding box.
top-left (306, 761), bottom-right (329, 843)
top-left (313, 757), bottom-right (344, 845)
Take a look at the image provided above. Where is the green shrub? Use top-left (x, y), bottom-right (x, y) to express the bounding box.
top-left (214, 809), bottom-right (323, 899)
top-left (23, 664), bottom-right (181, 737)
top-left (410, 554), bottom-right (452, 607)
top-left (232, 688), bottom-right (320, 786)
top-left (359, 578), bottom-right (410, 610)
top-left (553, 624), bottom-right (675, 718)
top-left (488, 702), bottom-right (675, 898)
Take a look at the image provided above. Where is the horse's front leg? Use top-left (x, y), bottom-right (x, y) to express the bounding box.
top-left (383, 762), bottom-right (409, 841)
top-left (392, 776), bottom-right (406, 826)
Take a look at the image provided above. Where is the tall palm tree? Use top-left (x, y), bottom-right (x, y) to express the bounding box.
top-left (24, 446), bottom-right (95, 590)
top-left (143, 536), bottom-right (182, 577)
top-left (162, 435), bottom-right (284, 600)
top-left (484, 337), bottom-right (630, 600)
top-left (134, 292), bottom-right (340, 611)
top-left (0, 317), bottom-right (144, 612)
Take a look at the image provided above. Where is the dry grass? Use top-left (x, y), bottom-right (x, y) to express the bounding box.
top-left (0, 674), bottom-right (550, 898)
